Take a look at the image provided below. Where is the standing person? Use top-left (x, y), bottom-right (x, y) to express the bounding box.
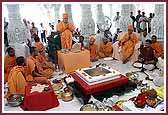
top-left (57, 13), bottom-right (75, 49)
top-left (95, 30), bottom-right (104, 52)
top-left (4, 17), bottom-right (9, 47)
top-left (136, 10), bottom-right (142, 32)
top-left (23, 19), bottom-right (31, 42)
top-left (39, 23), bottom-right (46, 43)
top-left (46, 23), bottom-right (52, 38)
top-left (113, 12), bottom-right (121, 29)
top-left (139, 12), bottom-right (148, 32)
top-left (148, 13), bottom-right (153, 33)
top-left (130, 12), bottom-right (136, 32)
top-left (30, 22), bottom-right (38, 43)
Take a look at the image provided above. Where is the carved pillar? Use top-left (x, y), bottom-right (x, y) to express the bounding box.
top-left (151, 4), bottom-right (164, 41)
top-left (96, 4), bottom-right (105, 25)
top-left (54, 4), bottom-right (61, 24)
top-left (64, 4), bottom-right (73, 23)
top-left (80, 4), bottom-right (95, 38)
top-left (109, 4), bottom-right (113, 19)
top-left (7, 4), bottom-right (28, 44)
top-left (119, 4), bottom-right (135, 32)
top-left (44, 4), bottom-right (54, 23)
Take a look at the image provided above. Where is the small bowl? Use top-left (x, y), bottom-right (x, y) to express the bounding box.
top-left (80, 104), bottom-right (98, 111)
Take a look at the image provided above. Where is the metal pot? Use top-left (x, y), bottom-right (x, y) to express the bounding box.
top-left (61, 87), bottom-right (73, 102)
top-left (7, 94), bottom-right (24, 107)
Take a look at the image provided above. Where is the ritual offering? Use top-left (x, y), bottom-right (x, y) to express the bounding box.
top-left (75, 65), bottom-right (121, 85)
top-left (61, 87), bottom-right (73, 102)
top-left (80, 104), bottom-right (98, 111)
top-left (52, 79), bottom-right (63, 91)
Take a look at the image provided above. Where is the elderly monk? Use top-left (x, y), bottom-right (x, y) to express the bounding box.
top-left (57, 13), bottom-right (75, 49)
top-left (86, 37), bottom-right (99, 62)
top-left (98, 37), bottom-right (113, 58)
top-left (4, 47), bottom-right (17, 82)
top-left (25, 47), bottom-right (49, 84)
top-left (119, 24), bottom-right (139, 64)
top-left (36, 45), bottom-right (54, 77)
top-left (6, 56), bottom-right (27, 98)
top-left (150, 35), bottom-right (163, 58)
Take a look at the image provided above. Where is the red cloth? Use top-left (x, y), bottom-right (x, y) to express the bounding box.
top-left (70, 73), bottom-right (129, 96)
top-left (20, 82), bottom-right (59, 111)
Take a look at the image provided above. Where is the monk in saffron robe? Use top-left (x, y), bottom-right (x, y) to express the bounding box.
top-left (150, 35), bottom-right (163, 58)
top-left (4, 47), bottom-right (16, 82)
top-left (6, 56), bottom-right (27, 98)
top-left (119, 24), bottom-right (139, 64)
top-left (33, 35), bottom-right (44, 52)
top-left (98, 37), bottom-right (113, 58)
top-left (86, 37), bottom-right (98, 62)
top-left (25, 47), bottom-right (49, 83)
top-left (57, 13), bottom-right (75, 49)
top-left (36, 46), bottom-right (54, 78)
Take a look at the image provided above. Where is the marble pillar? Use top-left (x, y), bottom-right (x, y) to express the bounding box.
top-left (80, 4), bottom-right (95, 38)
top-left (7, 4), bottom-right (29, 44)
top-left (43, 4), bottom-right (54, 23)
top-left (151, 4), bottom-right (164, 40)
top-left (119, 4), bottom-right (135, 32)
top-left (96, 4), bottom-right (105, 26)
top-left (64, 4), bottom-right (73, 23)
top-left (53, 4), bottom-right (61, 24)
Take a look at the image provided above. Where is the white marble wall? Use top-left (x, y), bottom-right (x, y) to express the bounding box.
top-left (7, 4), bottom-right (29, 44)
top-left (54, 4), bottom-right (61, 24)
top-left (96, 4), bottom-right (105, 25)
top-left (119, 4), bottom-right (135, 32)
top-left (64, 4), bottom-right (73, 24)
top-left (151, 4), bottom-right (164, 40)
top-left (80, 4), bottom-right (95, 38)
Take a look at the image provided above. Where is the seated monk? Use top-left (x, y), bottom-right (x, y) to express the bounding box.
top-left (118, 24), bottom-right (139, 64)
top-left (33, 35), bottom-right (44, 52)
top-left (133, 40), bottom-right (158, 70)
top-left (150, 35), bottom-right (163, 58)
top-left (98, 37), bottom-right (113, 58)
top-left (6, 56), bottom-right (27, 98)
top-left (4, 47), bottom-right (17, 82)
top-left (25, 47), bottom-right (50, 84)
top-left (36, 46), bottom-right (54, 77)
top-left (86, 37), bottom-right (99, 62)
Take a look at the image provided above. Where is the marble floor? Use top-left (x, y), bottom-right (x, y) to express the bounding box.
top-left (3, 59), bottom-right (164, 112)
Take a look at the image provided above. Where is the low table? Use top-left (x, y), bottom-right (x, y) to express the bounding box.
top-left (69, 73), bottom-right (136, 104)
top-left (70, 72), bottom-right (129, 96)
top-left (21, 82), bottom-right (59, 111)
top-left (58, 50), bottom-right (90, 73)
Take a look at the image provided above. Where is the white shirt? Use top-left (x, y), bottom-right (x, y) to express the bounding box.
top-left (113, 16), bottom-right (121, 28)
top-left (139, 16), bottom-right (148, 30)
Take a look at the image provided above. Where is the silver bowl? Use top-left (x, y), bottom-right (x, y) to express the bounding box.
top-left (7, 94), bottom-right (24, 107)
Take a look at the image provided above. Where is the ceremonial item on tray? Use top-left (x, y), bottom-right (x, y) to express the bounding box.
top-left (80, 104), bottom-right (98, 111)
top-left (71, 43), bottom-right (81, 53)
top-left (75, 65), bottom-right (121, 85)
top-left (64, 75), bottom-right (75, 84)
top-left (7, 94), bottom-right (24, 107)
top-left (126, 72), bottom-right (138, 80)
top-left (30, 84), bottom-right (49, 93)
top-left (61, 87), bottom-right (73, 102)
top-left (133, 88), bottom-right (159, 108)
top-left (52, 79), bottom-right (63, 91)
